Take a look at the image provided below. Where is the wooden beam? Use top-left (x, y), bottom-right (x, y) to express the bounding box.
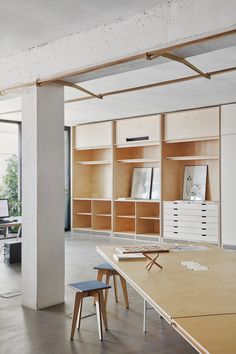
top-left (146, 52), bottom-right (211, 79)
top-left (39, 79), bottom-right (103, 99)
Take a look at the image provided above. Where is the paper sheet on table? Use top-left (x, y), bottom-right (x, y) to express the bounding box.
top-left (180, 261), bottom-right (209, 271)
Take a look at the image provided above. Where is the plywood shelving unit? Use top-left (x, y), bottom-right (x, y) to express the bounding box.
top-left (113, 115), bottom-right (161, 240)
top-left (163, 108), bottom-right (220, 202)
top-left (73, 121), bottom-right (113, 232)
top-left (72, 107), bottom-right (221, 243)
top-left (162, 107), bottom-right (220, 243)
top-left (72, 115), bottom-right (162, 240)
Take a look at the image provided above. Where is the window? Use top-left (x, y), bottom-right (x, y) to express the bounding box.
top-left (0, 121), bottom-right (21, 216)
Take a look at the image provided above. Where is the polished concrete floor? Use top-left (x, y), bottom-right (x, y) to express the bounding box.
top-left (0, 233), bottom-right (196, 354)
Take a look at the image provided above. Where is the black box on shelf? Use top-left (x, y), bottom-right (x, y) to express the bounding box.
top-left (4, 240), bottom-right (22, 264)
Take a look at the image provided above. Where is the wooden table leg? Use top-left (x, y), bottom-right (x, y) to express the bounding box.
top-left (70, 292), bottom-right (82, 340)
top-left (143, 299), bottom-right (147, 333)
top-left (119, 275), bottom-right (129, 309)
top-left (113, 275), bottom-right (118, 303)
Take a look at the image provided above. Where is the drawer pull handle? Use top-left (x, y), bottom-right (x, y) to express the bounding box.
top-left (202, 234), bottom-right (207, 237)
top-left (174, 231), bottom-right (178, 234)
top-left (126, 136), bottom-right (149, 142)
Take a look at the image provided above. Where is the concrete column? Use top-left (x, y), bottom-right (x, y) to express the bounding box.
top-left (22, 84), bottom-right (65, 309)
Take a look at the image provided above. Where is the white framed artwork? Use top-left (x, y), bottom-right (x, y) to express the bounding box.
top-left (131, 167), bottom-right (152, 199)
top-left (151, 167), bottom-right (160, 200)
top-left (183, 165), bottom-right (207, 201)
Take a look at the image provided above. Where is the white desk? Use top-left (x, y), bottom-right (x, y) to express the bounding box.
top-left (0, 217), bottom-right (22, 238)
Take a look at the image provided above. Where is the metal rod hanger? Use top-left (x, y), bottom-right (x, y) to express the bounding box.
top-left (65, 66), bottom-right (236, 104)
top-left (146, 52), bottom-right (211, 79)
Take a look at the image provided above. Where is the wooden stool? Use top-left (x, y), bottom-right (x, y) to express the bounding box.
top-left (69, 280), bottom-right (111, 341)
top-left (94, 262), bottom-right (129, 309)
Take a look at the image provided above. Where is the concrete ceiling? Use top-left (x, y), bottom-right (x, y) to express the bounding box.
top-left (63, 45), bottom-right (236, 124)
top-left (0, 39), bottom-right (236, 125)
top-left (0, 0), bottom-right (160, 57)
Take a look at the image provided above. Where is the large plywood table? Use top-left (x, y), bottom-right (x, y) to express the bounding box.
top-left (96, 244), bottom-right (236, 353)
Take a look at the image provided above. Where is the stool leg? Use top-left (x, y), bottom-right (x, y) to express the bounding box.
top-left (119, 275), bottom-right (129, 309)
top-left (70, 292), bottom-right (82, 340)
top-left (94, 270), bottom-right (104, 306)
top-left (94, 292), bottom-right (103, 341)
top-left (104, 272), bottom-right (111, 307)
top-left (98, 290), bottom-right (108, 330)
top-left (97, 269), bottom-right (103, 282)
top-left (113, 275), bottom-right (118, 303)
top-left (77, 298), bottom-right (83, 330)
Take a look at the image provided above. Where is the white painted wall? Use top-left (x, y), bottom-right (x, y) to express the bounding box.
top-left (1, 0), bottom-right (236, 91)
top-left (221, 103), bottom-right (236, 246)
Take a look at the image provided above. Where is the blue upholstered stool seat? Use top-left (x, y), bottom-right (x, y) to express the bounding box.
top-left (69, 280), bottom-right (111, 293)
top-left (93, 262), bottom-right (115, 271)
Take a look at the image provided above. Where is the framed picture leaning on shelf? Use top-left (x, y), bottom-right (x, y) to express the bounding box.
top-left (131, 167), bottom-right (152, 199)
top-left (183, 165), bottom-right (207, 201)
top-left (151, 167), bottom-right (160, 200)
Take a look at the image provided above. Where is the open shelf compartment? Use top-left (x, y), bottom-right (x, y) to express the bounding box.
top-left (92, 200), bottom-right (112, 231)
top-left (74, 147), bottom-right (111, 164)
top-left (74, 163), bottom-right (112, 199)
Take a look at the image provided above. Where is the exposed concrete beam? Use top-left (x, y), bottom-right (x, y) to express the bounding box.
top-left (0, 0), bottom-right (236, 91)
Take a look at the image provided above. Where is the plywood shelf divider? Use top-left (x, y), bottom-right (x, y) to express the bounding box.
top-left (115, 198), bottom-right (160, 203)
top-left (76, 212), bottom-right (92, 216)
top-left (117, 158), bottom-right (160, 163)
top-left (76, 160), bottom-right (111, 165)
top-left (115, 142), bottom-right (160, 148)
top-left (166, 155), bottom-right (219, 161)
top-left (94, 213), bottom-right (111, 217)
top-left (164, 137), bottom-right (219, 144)
top-left (75, 145), bottom-right (112, 151)
top-left (117, 215), bottom-right (136, 218)
top-left (138, 216), bottom-right (160, 220)
top-left (136, 233), bottom-right (160, 237)
top-left (113, 231), bottom-right (136, 235)
top-left (74, 198), bottom-right (112, 201)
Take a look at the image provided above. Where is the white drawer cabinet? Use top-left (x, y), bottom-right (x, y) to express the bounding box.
top-left (75, 121), bottom-right (113, 149)
top-left (163, 201), bottom-right (219, 242)
top-left (116, 115), bottom-right (160, 146)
